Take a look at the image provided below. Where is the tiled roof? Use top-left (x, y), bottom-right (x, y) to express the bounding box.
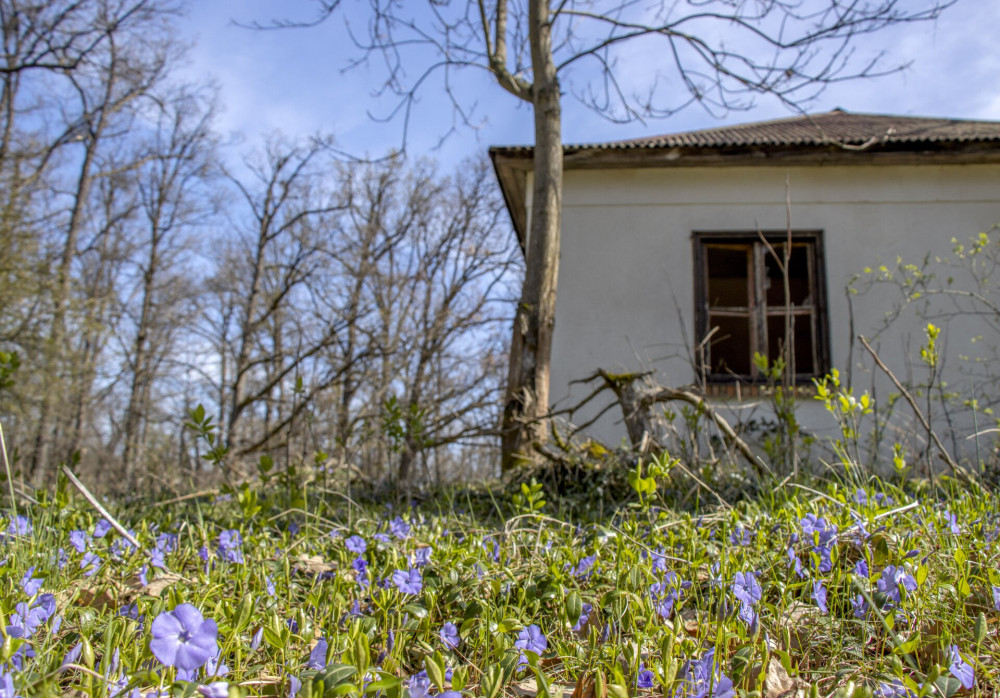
top-left (493, 110), bottom-right (1000, 154)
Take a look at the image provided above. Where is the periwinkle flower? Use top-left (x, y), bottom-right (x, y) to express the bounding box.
top-left (345, 535), bottom-right (367, 554)
top-left (408, 671), bottom-right (431, 698)
top-left (949, 645), bottom-right (974, 689)
top-left (732, 571), bottom-right (761, 607)
top-left (265, 576), bottom-right (276, 597)
top-left (992, 586), bottom-right (1000, 611)
top-left (308, 638), bottom-right (329, 670)
top-left (250, 627), bottom-right (263, 651)
top-left (19, 567), bottom-right (42, 596)
top-left (390, 517), bottom-right (410, 539)
top-left (851, 593), bottom-right (869, 618)
top-left (875, 680), bottom-right (917, 697)
top-left (440, 621), bottom-right (460, 649)
top-left (636, 664), bottom-right (655, 689)
top-left (217, 530), bottom-right (244, 564)
top-left (197, 684), bottom-right (229, 698)
top-left (729, 527), bottom-right (751, 547)
top-left (812, 580), bottom-right (828, 614)
top-left (854, 559), bottom-right (869, 579)
top-left (515, 624), bottom-right (547, 664)
top-left (415, 546), bottom-right (433, 566)
top-left (393, 567), bottom-right (423, 595)
top-left (80, 551), bottom-right (101, 576)
top-left (877, 565), bottom-right (917, 605)
top-left (0, 669), bottom-right (19, 698)
top-left (572, 603), bottom-right (593, 632)
top-left (150, 604), bottom-right (219, 672)
top-left (6, 515), bottom-right (31, 538)
top-left (93, 518), bottom-right (112, 538)
top-left (674, 648), bottom-right (734, 698)
top-left (62, 643), bottom-right (83, 669)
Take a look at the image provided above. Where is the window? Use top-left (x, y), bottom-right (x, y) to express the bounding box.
top-left (693, 231), bottom-right (828, 383)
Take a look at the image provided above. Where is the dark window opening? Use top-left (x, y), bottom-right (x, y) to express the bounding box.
top-left (694, 232), bottom-right (828, 383)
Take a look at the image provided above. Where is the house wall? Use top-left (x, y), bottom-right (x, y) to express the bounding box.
top-left (540, 162), bottom-right (1000, 462)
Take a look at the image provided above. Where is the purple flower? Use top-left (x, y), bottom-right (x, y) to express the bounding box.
top-left (674, 648), bottom-right (735, 698)
top-left (992, 586), bottom-right (1000, 611)
top-left (409, 671), bottom-right (431, 698)
top-left (20, 568), bottom-right (43, 596)
top-left (390, 517), bottom-right (410, 539)
top-left (217, 530), bottom-right (244, 564)
top-left (877, 565), bottom-right (917, 605)
top-left (573, 602), bottom-right (593, 632)
top-left (0, 669), bottom-right (19, 698)
top-left (515, 624), bottom-right (547, 664)
top-left (636, 664), bottom-right (655, 689)
top-left (570, 554), bottom-right (596, 579)
top-left (392, 567), bottom-right (423, 595)
top-left (70, 531), bottom-right (88, 555)
top-left (345, 535), bottom-right (367, 555)
top-left (149, 604), bottom-right (219, 672)
top-left (93, 518), bottom-right (112, 538)
top-left (250, 627), bottom-right (263, 651)
top-left (62, 642), bottom-right (83, 669)
top-left (414, 546), bottom-right (433, 567)
top-left (945, 511), bottom-right (960, 534)
top-left (308, 638), bottom-right (329, 670)
top-left (875, 680), bottom-right (917, 698)
top-left (440, 622), bottom-right (460, 649)
top-left (80, 551), bottom-right (101, 576)
top-left (197, 684), bottom-right (229, 698)
top-left (812, 581), bottom-right (828, 614)
top-left (851, 593), bottom-right (869, 618)
top-left (352, 556), bottom-right (369, 586)
top-left (732, 571), bottom-right (761, 607)
top-left (787, 547), bottom-right (805, 579)
top-left (373, 532), bottom-right (391, 543)
top-left (265, 576), bottom-right (276, 597)
top-left (729, 527), bottom-right (751, 547)
top-left (6, 515), bottom-right (31, 537)
top-left (949, 645), bottom-right (974, 689)
top-left (854, 559), bottom-right (869, 579)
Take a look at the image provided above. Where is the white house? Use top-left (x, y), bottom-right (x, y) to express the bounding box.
top-left (491, 110), bottom-right (1000, 463)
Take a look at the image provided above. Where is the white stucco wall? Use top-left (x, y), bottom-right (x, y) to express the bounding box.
top-left (542, 162), bottom-right (1000, 462)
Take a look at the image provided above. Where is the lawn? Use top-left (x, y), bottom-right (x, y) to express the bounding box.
top-left (2, 456), bottom-right (998, 697)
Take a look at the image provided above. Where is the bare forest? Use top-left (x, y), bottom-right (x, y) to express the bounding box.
top-left (0, 0), bottom-right (520, 493)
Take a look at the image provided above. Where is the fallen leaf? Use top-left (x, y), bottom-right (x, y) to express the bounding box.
top-left (763, 658), bottom-right (809, 698)
top-left (295, 554), bottom-right (336, 575)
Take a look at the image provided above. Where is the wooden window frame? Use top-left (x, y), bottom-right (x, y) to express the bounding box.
top-left (692, 230), bottom-right (830, 385)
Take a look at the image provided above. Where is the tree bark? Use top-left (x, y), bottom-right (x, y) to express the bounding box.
top-left (501, 0), bottom-right (561, 470)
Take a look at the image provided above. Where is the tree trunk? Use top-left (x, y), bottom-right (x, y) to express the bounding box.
top-left (501, 0), bottom-right (561, 470)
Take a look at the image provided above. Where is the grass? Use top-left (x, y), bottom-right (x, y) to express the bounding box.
top-left (1, 455), bottom-right (999, 698)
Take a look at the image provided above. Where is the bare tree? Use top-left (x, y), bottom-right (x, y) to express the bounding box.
top-left (270, 0), bottom-right (955, 469)
top-left (118, 86), bottom-right (216, 487)
top-left (26, 0), bottom-right (182, 484)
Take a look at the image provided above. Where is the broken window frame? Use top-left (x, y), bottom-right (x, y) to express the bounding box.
top-left (692, 230), bottom-right (830, 384)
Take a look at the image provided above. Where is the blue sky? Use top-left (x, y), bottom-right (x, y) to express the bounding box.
top-left (179, 1), bottom-right (1000, 167)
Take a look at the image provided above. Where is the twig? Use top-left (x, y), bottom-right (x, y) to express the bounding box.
top-left (153, 488), bottom-right (220, 507)
top-left (858, 336), bottom-right (976, 485)
top-left (61, 466), bottom-right (143, 550)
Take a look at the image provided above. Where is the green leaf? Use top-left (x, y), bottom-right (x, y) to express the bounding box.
top-left (425, 651), bottom-right (446, 690)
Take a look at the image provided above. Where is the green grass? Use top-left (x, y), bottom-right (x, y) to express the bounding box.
top-left (1, 461), bottom-right (999, 697)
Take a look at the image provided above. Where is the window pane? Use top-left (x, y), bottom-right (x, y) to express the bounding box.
top-left (767, 314), bottom-right (815, 375)
top-left (764, 244), bottom-right (811, 307)
top-left (706, 245), bottom-right (749, 307)
top-left (708, 313), bottom-right (752, 375)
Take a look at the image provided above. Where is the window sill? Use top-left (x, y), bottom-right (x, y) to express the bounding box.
top-left (700, 382), bottom-right (818, 399)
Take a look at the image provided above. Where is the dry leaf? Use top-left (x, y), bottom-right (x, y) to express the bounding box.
top-left (144, 572), bottom-right (185, 598)
top-left (295, 553), bottom-right (336, 575)
top-left (570, 673), bottom-right (605, 698)
top-left (763, 658), bottom-right (809, 698)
